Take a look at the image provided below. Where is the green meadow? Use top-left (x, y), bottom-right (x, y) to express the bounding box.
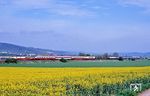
top-left (0, 60), bottom-right (150, 68)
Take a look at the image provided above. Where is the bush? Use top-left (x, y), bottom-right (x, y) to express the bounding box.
top-left (118, 57), bottom-right (124, 61)
top-left (60, 58), bottom-right (67, 63)
top-left (5, 58), bottom-right (18, 63)
top-left (131, 58), bottom-right (136, 61)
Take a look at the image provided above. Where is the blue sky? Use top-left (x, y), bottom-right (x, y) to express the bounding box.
top-left (0, 0), bottom-right (150, 53)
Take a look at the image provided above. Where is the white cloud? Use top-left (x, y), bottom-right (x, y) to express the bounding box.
top-left (0, 0), bottom-right (96, 17)
top-left (119, 0), bottom-right (150, 12)
top-left (13, 0), bottom-right (50, 9)
top-left (49, 4), bottom-right (95, 17)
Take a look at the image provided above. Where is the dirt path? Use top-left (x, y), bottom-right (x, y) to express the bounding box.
top-left (138, 89), bottom-right (150, 96)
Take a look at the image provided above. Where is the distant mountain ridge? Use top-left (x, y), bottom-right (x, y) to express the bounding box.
top-left (0, 42), bottom-right (150, 57)
top-left (119, 52), bottom-right (150, 57)
top-left (0, 42), bottom-right (75, 55)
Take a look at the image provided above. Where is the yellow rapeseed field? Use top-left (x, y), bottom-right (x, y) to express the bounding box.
top-left (0, 67), bottom-right (150, 96)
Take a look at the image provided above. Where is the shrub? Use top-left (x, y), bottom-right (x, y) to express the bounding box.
top-left (118, 57), bottom-right (124, 61)
top-left (60, 58), bottom-right (67, 63)
top-left (131, 58), bottom-right (136, 61)
top-left (5, 58), bottom-right (18, 63)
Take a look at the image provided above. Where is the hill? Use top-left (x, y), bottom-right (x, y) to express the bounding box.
top-left (0, 42), bottom-right (74, 56)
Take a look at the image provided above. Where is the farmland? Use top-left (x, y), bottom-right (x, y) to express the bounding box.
top-left (0, 60), bottom-right (150, 96)
top-left (0, 60), bottom-right (150, 68)
top-left (0, 67), bottom-right (150, 95)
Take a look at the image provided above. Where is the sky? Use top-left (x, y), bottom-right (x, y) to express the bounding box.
top-left (0, 0), bottom-right (150, 53)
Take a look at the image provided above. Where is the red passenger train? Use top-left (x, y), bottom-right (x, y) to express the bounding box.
top-left (15, 56), bottom-right (96, 61)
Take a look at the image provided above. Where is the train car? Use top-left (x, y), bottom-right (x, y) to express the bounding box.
top-left (14, 56), bottom-right (96, 61)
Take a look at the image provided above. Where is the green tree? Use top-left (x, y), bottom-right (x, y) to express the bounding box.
top-left (5, 58), bottom-right (18, 63)
top-left (60, 58), bottom-right (67, 63)
top-left (118, 57), bottom-right (124, 61)
top-left (79, 53), bottom-right (91, 56)
top-left (102, 53), bottom-right (109, 60)
top-left (112, 52), bottom-right (119, 57)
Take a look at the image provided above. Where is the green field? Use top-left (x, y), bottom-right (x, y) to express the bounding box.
top-left (0, 60), bottom-right (150, 67)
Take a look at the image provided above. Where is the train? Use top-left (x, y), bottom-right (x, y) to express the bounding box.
top-left (0, 56), bottom-right (96, 61)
